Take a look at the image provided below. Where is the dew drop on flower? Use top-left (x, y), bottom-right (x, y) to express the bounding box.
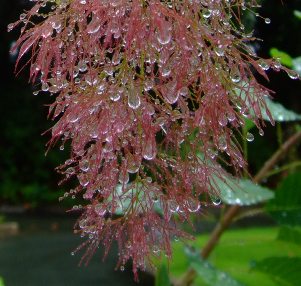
top-left (230, 74), bottom-right (241, 83)
top-left (127, 87), bottom-right (141, 109)
top-left (218, 136), bottom-right (227, 151)
top-left (143, 139), bottom-right (157, 160)
top-left (259, 129), bottom-right (264, 136)
top-left (157, 24), bottom-right (172, 45)
top-left (152, 245), bottom-right (160, 254)
top-left (42, 82), bottom-right (49, 92)
top-left (120, 266), bottom-right (125, 272)
top-left (203, 9), bottom-right (212, 19)
top-left (169, 201), bottom-right (179, 213)
top-left (218, 115), bottom-right (228, 127)
top-left (94, 204), bottom-right (107, 216)
top-left (118, 172), bottom-right (129, 184)
top-left (211, 196), bottom-right (221, 206)
top-left (7, 23), bottom-right (14, 32)
top-left (19, 13), bottom-right (26, 20)
top-left (87, 17), bottom-right (101, 34)
top-left (186, 198), bottom-right (201, 213)
top-left (110, 93), bottom-right (121, 101)
top-left (214, 46), bottom-right (225, 57)
top-left (78, 60), bottom-right (88, 72)
top-left (258, 60), bottom-right (269, 71)
top-left (246, 132), bottom-right (254, 142)
top-left (42, 25), bottom-right (53, 38)
top-left (287, 70), bottom-right (299, 80)
top-left (79, 159), bottom-right (90, 172)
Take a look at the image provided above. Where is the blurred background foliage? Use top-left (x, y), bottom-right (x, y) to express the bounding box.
top-left (0, 1), bottom-right (301, 286)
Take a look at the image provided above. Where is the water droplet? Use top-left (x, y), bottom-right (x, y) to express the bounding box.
top-left (259, 129), bottom-right (264, 136)
top-left (211, 196), bottom-right (221, 206)
top-left (157, 24), bottom-right (172, 45)
top-left (203, 9), bottom-right (212, 18)
top-left (94, 204), bottom-right (106, 216)
top-left (214, 46), bottom-right (225, 57)
top-left (66, 167), bottom-right (75, 174)
top-left (218, 115), bottom-right (228, 127)
top-left (246, 132), bottom-right (254, 142)
top-left (118, 172), bottom-right (129, 184)
top-left (71, 252), bottom-right (75, 256)
top-left (187, 198), bottom-right (201, 213)
top-left (258, 60), bottom-right (269, 71)
top-left (42, 82), bottom-right (49, 92)
top-left (120, 266), bottom-right (125, 271)
top-left (230, 74), bottom-right (241, 83)
top-left (264, 18), bottom-right (271, 24)
top-left (7, 23), bottom-right (14, 32)
top-left (169, 201), bottom-right (179, 213)
top-left (78, 60), bottom-right (88, 72)
top-left (87, 16), bottom-right (100, 34)
top-left (42, 25), bottom-right (53, 38)
top-left (127, 87), bottom-right (141, 109)
top-left (152, 245), bottom-right (160, 254)
top-left (287, 70), bottom-right (299, 80)
top-left (143, 138), bottom-right (157, 160)
top-left (218, 137), bottom-right (227, 151)
top-left (20, 13), bottom-right (26, 20)
top-left (79, 159), bottom-right (89, 172)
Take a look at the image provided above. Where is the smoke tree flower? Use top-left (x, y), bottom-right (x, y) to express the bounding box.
top-left (9, 0), bottom-right (296, 279)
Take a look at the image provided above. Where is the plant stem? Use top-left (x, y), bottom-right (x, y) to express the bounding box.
top-left (176, 130), bottom-right (301, 286)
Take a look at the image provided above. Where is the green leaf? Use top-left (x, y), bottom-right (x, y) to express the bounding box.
top-left (155, 264), bottom-right (171, 286)
top-left (243, 118), bottom-right (256, 132)
top-left (277, 226), bottom-right (301, 245)
top-left (270, 48), bottom-right (293, 67)
top-left (251, 257), bottom-right (301, 286)
top-left (266, 172), bottom-right (301, 226)
top-left (235, 83), bottom-right (301, 122)
top-left (213, 176), bottom-right (274, 206)
top-left (0, 277), bottom-right (5, 286)
top-left (185, 248), bottom-right (245, 286)
top-left (292, 57), bottom-right (301, 75)
top-left (262, 98), bottom-right (301, 122)
top-left (294, 10), bottom-right (301, 20)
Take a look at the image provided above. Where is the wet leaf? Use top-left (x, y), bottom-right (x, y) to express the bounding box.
top-left (185, 248), bottom-right (245, 286)
top-left (267, 172), bottom-right (301, 226)
top-left (277, 226), bottom-right (301, 245)
top-left (270, 48), bottom-right (293, 67)
top-left (155, 264), bottom-right (171, 286)
top-left (214, 176), bottom-right (274, 206)
top-left (251, 257), bottom-right (301, 286)
top-left (261, 98), bottom-right (301, 122)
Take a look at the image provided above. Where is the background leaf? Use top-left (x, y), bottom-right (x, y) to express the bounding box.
top-left (294, 10), bottom-right (301, 20)
top-left (266, 172), bottom-right (301, 226)
top-left (292, 57), bottom-right (301, 75)
top-left (270, 48), bottom-right (293, 67)
top-left (155, 264), bottom-right (170, 286)
top-left (277, 226), bottom-right (301, 245)
top-left (185, 248), bottom-right (245, 286)
top-left (214, 177), bottom-right (274, 206)
top-left (262, 98), bottom-right (301, 122)
top-left (251, 257), bottom-right (301, 286)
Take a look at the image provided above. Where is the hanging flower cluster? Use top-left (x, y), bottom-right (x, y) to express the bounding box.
top-left (9, 0), bottom-right (291, 278)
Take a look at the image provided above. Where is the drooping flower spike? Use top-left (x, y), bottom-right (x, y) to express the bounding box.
top-left (10, 0), bottom-right (294, 279)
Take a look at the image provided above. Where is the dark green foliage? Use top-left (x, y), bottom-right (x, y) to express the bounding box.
top-left (251, 257), bottom-right (301, 286)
